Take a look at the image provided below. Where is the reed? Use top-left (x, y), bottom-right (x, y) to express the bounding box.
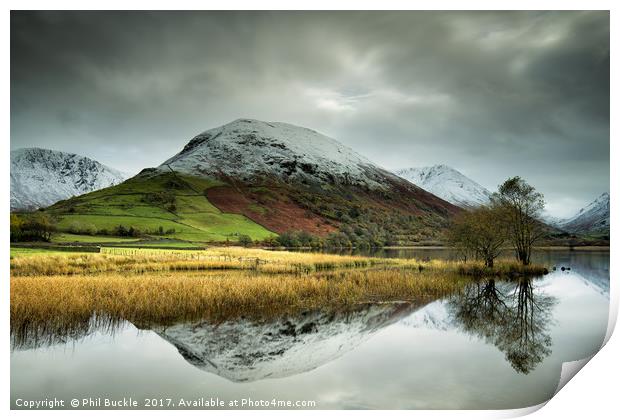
top-left (10, 268), bottom-right (468, 347)
top-left (455, 260), bottom-right (549, 277)
top-left (10, 247), bottom-right (548, 277)
top-left (10, 247), bottom-right (398, 276)
top-left (10, 247), bottom-right (548, 348)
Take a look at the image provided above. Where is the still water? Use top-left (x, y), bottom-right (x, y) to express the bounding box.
top-left (11, 250), bottom-right (610, 409)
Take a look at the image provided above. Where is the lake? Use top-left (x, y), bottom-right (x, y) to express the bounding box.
top-left (10, 249), bottom-right (609, 409)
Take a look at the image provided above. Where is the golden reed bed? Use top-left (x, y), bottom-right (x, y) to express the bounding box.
top-left (11, 247), bottom-right (394, 276)
top-left (10, 246), bottom-right (547, 277)
top-left (10, 268), bottom-right (467, 348)
top-left (10, 247), bottom-right (547, 347)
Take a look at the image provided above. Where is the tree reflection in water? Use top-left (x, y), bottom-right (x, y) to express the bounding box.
top-left (448, 278), bottom-right (556, 374)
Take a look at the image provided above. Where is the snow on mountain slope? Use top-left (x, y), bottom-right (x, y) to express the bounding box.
top-left (150, 303), bottom-right (418, 383)
top-left (395, 164), bottom-right (492, 208)
top-left (160, 118), bottom-right (400, 190)
top-left (540, 211), bottom-right (565, 227)
top-left (11, 148), bottom-right (128, 211)
top-left (399, 300), bottom-right (452, 331)
top-left (558, 193), bottom-right (609, 234)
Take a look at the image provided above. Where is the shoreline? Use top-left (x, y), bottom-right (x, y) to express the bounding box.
top-left (10, 242), bottom-right (611, 253)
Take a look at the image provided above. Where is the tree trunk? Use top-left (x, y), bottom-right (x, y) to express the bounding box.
top-left (516, 248), bottom-right (530, 265)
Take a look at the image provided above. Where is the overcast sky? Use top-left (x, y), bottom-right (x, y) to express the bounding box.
top-left (11, 11), bottom-right (609, 218)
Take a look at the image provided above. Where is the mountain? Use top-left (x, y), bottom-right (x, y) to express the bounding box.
top-left (162, 118), bottom-right (392, 190)
top-left (540, 211), bottom-right (565, 227)
top-left (161, 119), bottom-right (459, 238)
top-left (47, 119), bottom-right (460, 244)
top-left (147, 303), bottom-right (418, 382)
top-left (11, 148), bottom-right (128, 211)
top-left (558, 193), bottom-right (609, 235)
top-left (395, 164), bottom-right (492, 208)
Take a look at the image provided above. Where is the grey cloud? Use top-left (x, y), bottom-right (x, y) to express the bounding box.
top-left (10, 11), bottom-right (609, 218)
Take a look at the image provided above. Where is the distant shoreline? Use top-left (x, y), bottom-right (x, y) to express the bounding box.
top-left (382, 245), bottom-right (610, 251)
top-left (10, 242), bottom-right (610, 254)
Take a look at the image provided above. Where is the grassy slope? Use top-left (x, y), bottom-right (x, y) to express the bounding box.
top-left (10, 247), bottom-right (72, 258)
top-left (46, 172), bottom-right (276, 242)
top-left (52, 233), bottom-right (142, 243)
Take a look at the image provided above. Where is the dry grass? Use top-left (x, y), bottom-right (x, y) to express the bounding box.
top-left (455, 260), bottom-right (549, 277)
top-left (10, 246), bottom-right (548, 277)
top-left (10, 268), bottom-right (468, 348)
top-left (10, 247), bottom-right (549, 348)
top-left (10, 247), bottom-right (395, 276)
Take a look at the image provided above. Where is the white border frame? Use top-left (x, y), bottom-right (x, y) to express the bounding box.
top-left (2, 2), bottom-right (616, 420)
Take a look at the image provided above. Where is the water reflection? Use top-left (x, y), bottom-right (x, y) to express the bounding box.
top-left (10, 250), bottom-right (609, 409)
top-left (11, 278), bottom-right (559, 378)
top-left (448, 279), bottom-right (555, 374)
top-left (339, 248), bottom-right (610, 298)
top-left (540, 251), bottom-right (609, 297)
top-left (11, 301), bottom-right (426, 381)
top-left (142, 303), bottom-right (418, 382)
top-left (11, 315), bottom-right (126, 352)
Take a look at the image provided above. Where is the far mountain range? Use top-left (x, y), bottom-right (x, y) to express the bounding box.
top-left (10, 148), bottom-right (128, 211)
top-left (10, 119), bottom-right (609, 240)
top-left (396, 164), bottom-right (609, 236)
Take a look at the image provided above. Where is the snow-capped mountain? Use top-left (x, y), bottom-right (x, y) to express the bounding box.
top-left (558, 193), bottom-right (609, 234)
top-left (160, 118), bottom-right (402, 190)
top-left (540, 211), bottom-right (565, 227)
top-left (150, 303), bottom-right (418, 383)
top-left (147, 118), bottom-right (460, 237)
top-left (42, 119), bottom-right (458, 239)
top-left (395, 164), bottom-right (492, 208)
top-left (11, 148), bottom-right (128, 211)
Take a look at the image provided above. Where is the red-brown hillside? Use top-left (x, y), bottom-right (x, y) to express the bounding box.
top-left (206, 174), bottom-right (460, 239)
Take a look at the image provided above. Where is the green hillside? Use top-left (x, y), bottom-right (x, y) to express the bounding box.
top-left (46, 171), bottom-right (276, 243)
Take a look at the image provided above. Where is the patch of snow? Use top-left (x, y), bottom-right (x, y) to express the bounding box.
top-left (557, 193), bottom-right (609, 234)
top-left (399, 300), bottom-right (453, 331)
top-left (540, 211), bottom-right (565, 227)
top-left (159, 118), bottom-right (397, 190)
top-left (10, 148), bottom-right (129, 211)
top-left (396, 164), bottom-right (492, 208)
top-left (151, 304), bottom-right (416, 382)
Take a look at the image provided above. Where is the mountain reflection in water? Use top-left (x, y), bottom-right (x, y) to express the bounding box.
top-left (145, 303), bottom-right (417, 382)
top-left (147, 278), bottom-right (557, 380)
top-left (11, 250), bottom-right (609, 409)
top-left (11, 277), bottom-right (559, 379)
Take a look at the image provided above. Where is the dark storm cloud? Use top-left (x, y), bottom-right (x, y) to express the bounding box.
top-left (10, 11), bottom-right (609, 217)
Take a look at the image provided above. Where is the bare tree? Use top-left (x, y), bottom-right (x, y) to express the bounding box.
top-left (492, 177), bottom-right (545, 265)
top-left (447, 205), bottom-right (508, 267)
